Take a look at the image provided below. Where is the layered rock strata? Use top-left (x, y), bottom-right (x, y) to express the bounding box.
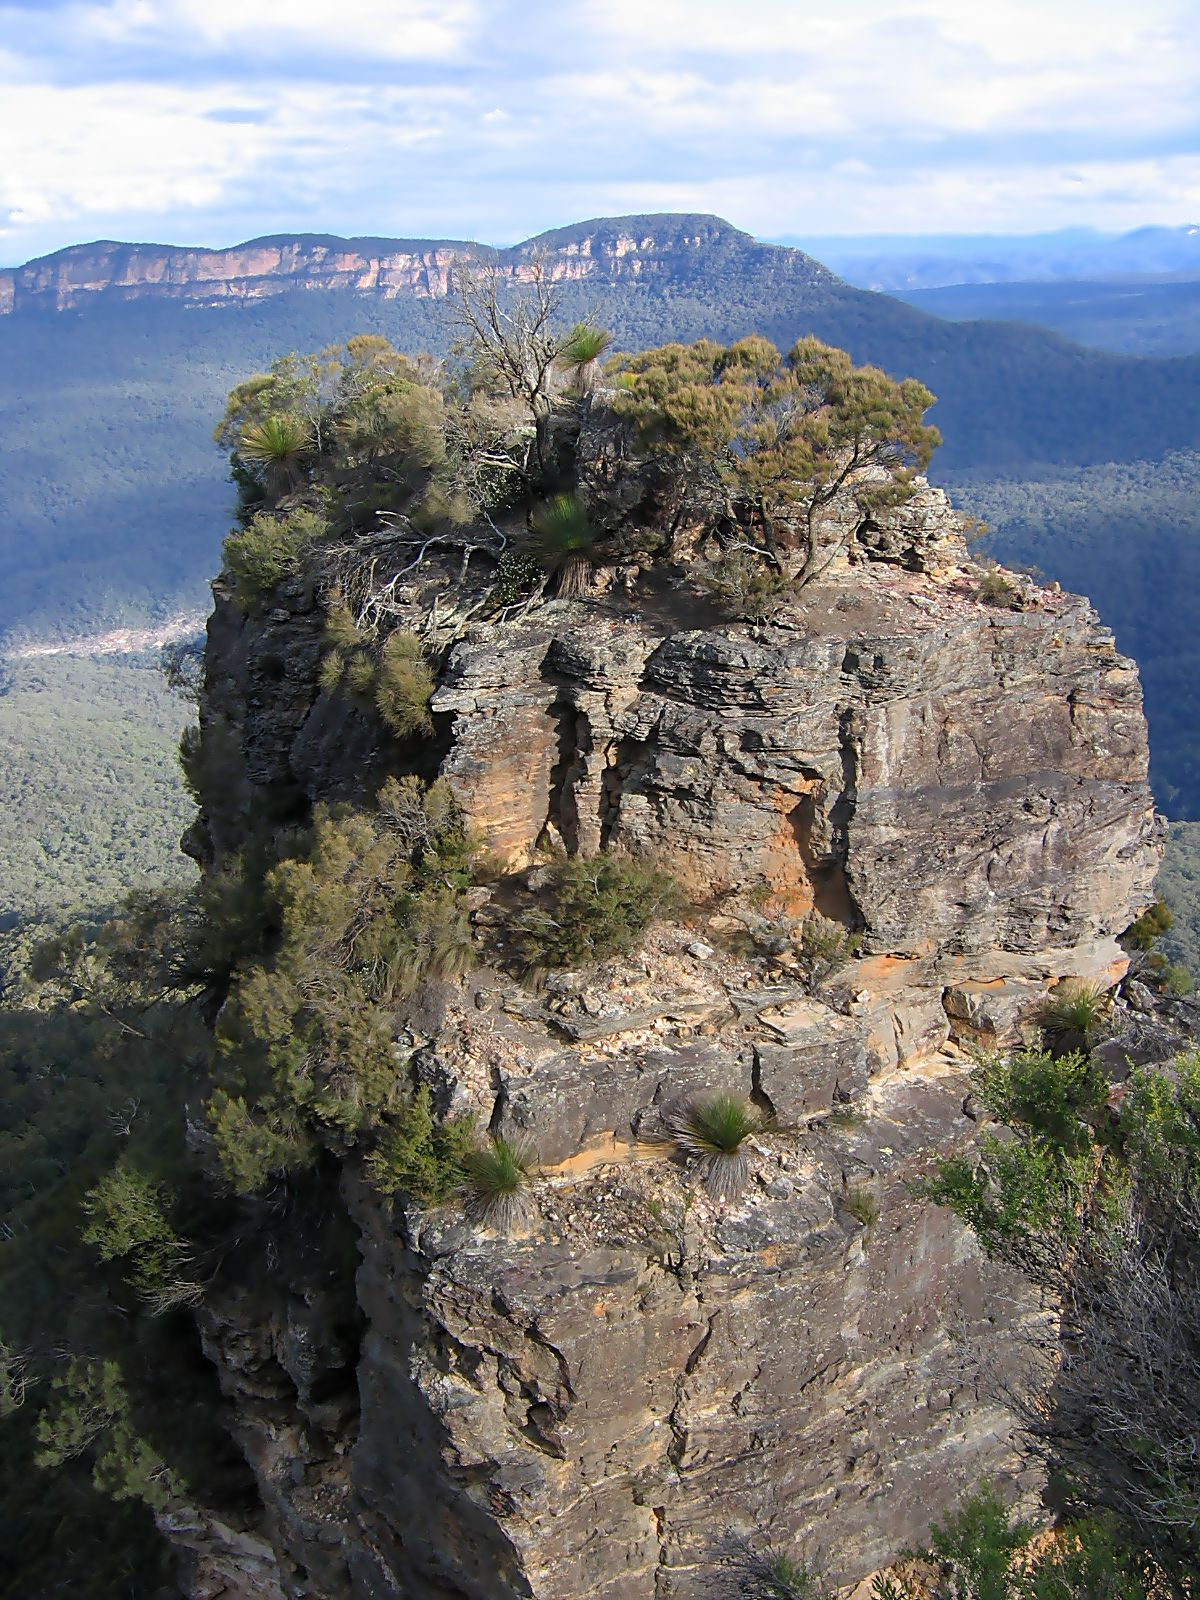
top-left (187, 483), bottom-right (1160, 1598)
top-left (1, 217), bottom-right (825, 314)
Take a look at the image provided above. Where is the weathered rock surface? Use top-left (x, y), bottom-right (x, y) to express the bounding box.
top-left (185, 477), bottom-right (1160, 1598)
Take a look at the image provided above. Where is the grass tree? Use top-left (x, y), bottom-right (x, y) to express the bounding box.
top-left (560, 322), bottom-right (614, 395)
top-left (236, 413), bottom-right (314, 502)
top-left (670, 1093), bottom-right (759, 1199)
top-left (461, 1136), bottom-right (534, 1232)
top-left (528, 493), bottom-right (601, 597)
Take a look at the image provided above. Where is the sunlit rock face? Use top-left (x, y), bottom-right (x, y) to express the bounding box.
top-left (0, 217), bottom-right (834, 313)
top-left (183, 459), bottom-right (1159, 1598)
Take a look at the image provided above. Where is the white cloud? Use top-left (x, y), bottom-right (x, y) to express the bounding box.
top-left (0, 0), bottom-right (1197, 260)
top-left (74, 0), bottom-right (478, 60)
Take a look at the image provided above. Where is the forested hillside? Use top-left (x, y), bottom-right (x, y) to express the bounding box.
top-left (944, 452), bottom-right (1200, 816)
top-left (4, 216), bottom-right (1199, 641)
top-left (898, 277), bottom-right (1200, 358)
top-left (0, 653), bottom-right (195, 926)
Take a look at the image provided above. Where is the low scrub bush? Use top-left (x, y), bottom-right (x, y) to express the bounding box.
top-left (374, 631), bottom-right (436, 740)
top-left (364, 1085), bottom-right (475, 1203)
top-left (320, 607), bottom-right (435, 743)
top-left (518, 852), bottom-right (682, 968)
top-left (976, 566), bottom-right (1020, 609)
top-left (222, 507), bottom-right (324, 610)
top-left (843, 1182), bottom-right (880, 1228)
top-left (704, 548), bottom-right (790, 623)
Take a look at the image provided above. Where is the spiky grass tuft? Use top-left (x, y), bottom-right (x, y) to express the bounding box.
top-left (1036, 981), bottom-right (1108, 1056)
top-left (237, 413), bottom-right (313, 498)
top-left (560, 322), bottom-right (615, 393)
top-left (528, 494), bottom-right (600, 597)
top-left (461, 1136), bottom-right (534, 1232)
top-left (669, 1093), bottom-right (759, 1199)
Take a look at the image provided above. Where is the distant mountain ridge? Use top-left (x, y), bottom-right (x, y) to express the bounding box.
top-left (784, 223), bottom-right (1200, 291)
top-left (0, 215), bottom-right (836, 314)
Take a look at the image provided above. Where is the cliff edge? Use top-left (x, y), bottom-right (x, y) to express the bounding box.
top-left (174, 368), bottom-right (1159, 1597)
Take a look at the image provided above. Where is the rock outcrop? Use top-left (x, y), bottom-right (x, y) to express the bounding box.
top-left (0, 216), bottom-right (833, 315)
top-left (183, 455), bottom-right (1160, 1597)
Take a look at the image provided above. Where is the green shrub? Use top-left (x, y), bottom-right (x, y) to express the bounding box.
top-left (320, 611), bottom-right (436, 743)
top-left (374, 631), bottom-right (435, 740)
top-left (843, 1182), bottom-right (880, 1228)
top-left (871, 1486), bottom-right (1158, 1600)
top-left (490, 548), bottom-right (543, 607)
top-left (364, 1085), bottom-right (475, 1203)
top-left (461, 1136), bottom-right (533, 1231)
top-left (222, 507), bottom-right (324, 610)
top-left (669, 1093), bottom-right (758, 1199)
top-left (35, 1359), bottom-right (180, 1513)
top-left (796, 912), bottom-right (861, 971)
top-left (518, 852), bottom-right (682, 969)
top-left (1127, 897), bottom-right (1173, 951)
top-left (1035, 981), bottom-right (1108, 1056)
top-left (206, 1090), bottom-right (315, 1195)
top-left (977, 567), bottom-right (1020, 609)
top-left (206, 778), bottom-right (480, 1192)
top-left (81, 1163), bottom-right (200, 1311)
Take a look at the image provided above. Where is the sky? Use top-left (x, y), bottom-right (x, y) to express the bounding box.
top-left (1, 0), bottom-right (1198, 264)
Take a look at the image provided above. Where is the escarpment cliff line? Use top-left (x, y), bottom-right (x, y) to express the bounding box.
top-left (0, 216), bottom-right (832, 314)
top-left (186, 465), bottom-right (1158, 1597)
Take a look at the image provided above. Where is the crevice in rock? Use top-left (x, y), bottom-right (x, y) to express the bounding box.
top-left (789, 706), bottom-right (867, 931)
top-left (541, 693), bottom-right (588, 854)
top-left (598, 735), bottom-right (648, 849)
top-left (750, 1046), bottom-right (777, 1122)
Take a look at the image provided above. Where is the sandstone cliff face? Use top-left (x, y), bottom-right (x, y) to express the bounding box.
top-left (185, 472), bottom-right (1159, 1598)
top-left (0, 217), bottom-right (830, 314)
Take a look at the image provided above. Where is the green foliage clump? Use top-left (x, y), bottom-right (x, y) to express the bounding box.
top-left (924, 1050), bottom-right (1200, 1579)
top-left (222, 506), bottom-right (325, 610)
top-left (35, 1358), bottom-right (180, 1513)
top-left (363, 1084), bottom-right (475, 1203)
top-left (373, 630), bottom-right (436, 739)
top-left (320, 607), bottom-right (436, 743)
top-left (670, 1093), bottom-right (758, 1199)
top-left (81, 1162), bottom-right (200, 1312)
top-left (873, 1484), bottom-right (1159, 1600)
top-left (518, 852), bottom-right (682, 968)
top-left (210, 776), bottom-right (479, 1193)
top-left (461, 1135), bottom-right (534, 1231)
top-left (1127, 898), bottom-right (1173, 952)
top-left (920, 1049), bottom-right (1101, 1258)
top-left (490, 548), bottom-right (543, 607)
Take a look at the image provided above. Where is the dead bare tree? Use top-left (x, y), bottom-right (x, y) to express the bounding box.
top-left (447, 253), bottom-right (569, 475)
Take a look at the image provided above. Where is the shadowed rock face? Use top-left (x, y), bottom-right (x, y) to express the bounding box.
top-left (184, 474), bottom-right (1159, 1598)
